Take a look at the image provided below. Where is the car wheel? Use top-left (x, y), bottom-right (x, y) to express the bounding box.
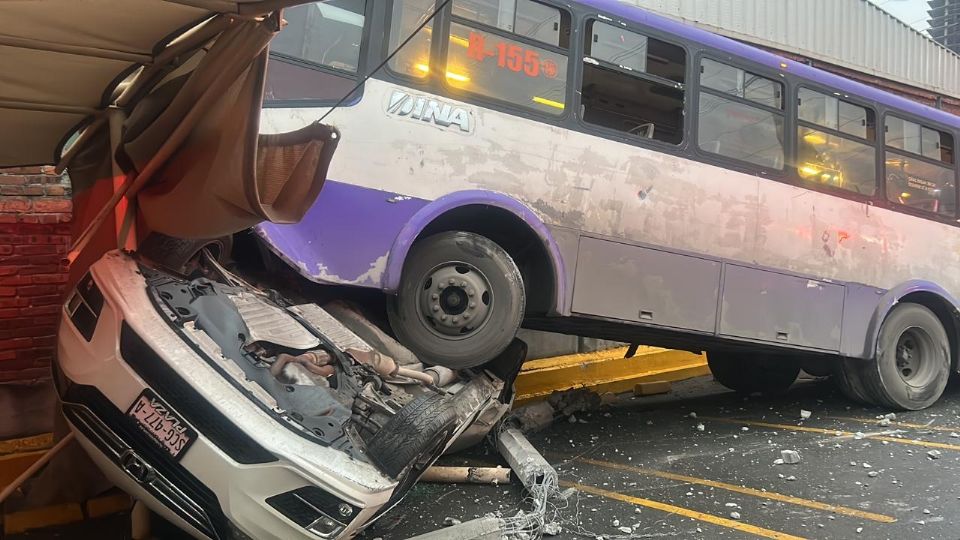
top-left (365, 393), bottom-right (457, 479)
top-left (707, 351), bottom-right (800, 395)
top-left (138, 232), bottom-right (232, 274)
top-left (860, 303), bottom-right (950, 410)
top-left (387, 231), bottom-right (525, 369)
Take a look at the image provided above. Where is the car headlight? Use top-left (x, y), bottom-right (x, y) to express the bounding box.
top-left (265, 487), bottom-right (359, 538)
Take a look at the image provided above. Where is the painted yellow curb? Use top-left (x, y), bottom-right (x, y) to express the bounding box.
top-left (515, 346), bottom-right (708, 404)
top-left (2, 493), bottom-right (133, 534)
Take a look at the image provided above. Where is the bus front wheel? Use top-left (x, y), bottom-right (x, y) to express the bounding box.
top-left (387, 231), bottom-right (525, 369)
top-left (707, 351), bottom-right (800, 395)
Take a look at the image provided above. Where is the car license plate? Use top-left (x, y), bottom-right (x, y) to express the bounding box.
top-left (126, 389), bottom-right (196, 459)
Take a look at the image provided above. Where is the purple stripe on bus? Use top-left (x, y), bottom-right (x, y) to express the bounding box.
top-left (581, 0), bottom-right (960, 128)
top-left (256, 182), bottom-right (567, 313)
top-left (382, 189), bottom-right (567, 307)
top-left (256, 181), bottom-right (429, 288)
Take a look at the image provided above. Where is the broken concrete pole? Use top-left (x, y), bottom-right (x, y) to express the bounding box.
top-left (780, 450), bottom-right (801, 464)
top-left (421, 466), bottom-right (511, 485)
top-left (497, 428), bottom-right (558, 492)
top-left (404, 516), bottom-right (505, 540)
top-left (512, 401), bottom-right (556, 432)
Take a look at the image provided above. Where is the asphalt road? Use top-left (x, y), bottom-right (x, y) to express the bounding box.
top-left (364, 375), bottom-right (960, 540)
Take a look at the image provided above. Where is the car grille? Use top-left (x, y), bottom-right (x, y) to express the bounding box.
top-left (119, 322), bottom-right (277, 465)
top-left (59, 380), bottom-right (229, 540)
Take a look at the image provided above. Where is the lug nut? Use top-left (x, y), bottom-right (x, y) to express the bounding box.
top-left (469, 302), bottom-right (476, 308)
top-left (440, 315), bottom-right (447, 321)
top-left (449, 278), bottom-right (456, 285)
top-left (431, 293), bottom-right (439, 300)
top-left (432, 305), bottom-right (440, 312)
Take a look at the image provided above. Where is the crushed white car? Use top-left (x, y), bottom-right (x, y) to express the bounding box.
top-left (56, 250), bottom-right (515, 539)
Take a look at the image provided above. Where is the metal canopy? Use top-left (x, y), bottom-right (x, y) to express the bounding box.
top-left (0, 0), bottom-right (296, 168)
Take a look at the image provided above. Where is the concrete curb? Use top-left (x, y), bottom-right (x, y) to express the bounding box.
top-left (516, 346), bottom-right (709, 404)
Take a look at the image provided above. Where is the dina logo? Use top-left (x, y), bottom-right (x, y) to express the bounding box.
top-left (387, 90), bottom-right (472, 132)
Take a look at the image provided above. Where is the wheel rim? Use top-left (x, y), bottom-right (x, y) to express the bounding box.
top-left (894, 326), bottom-right (938, 387)
top-left (417, 262), bottom-right (493, 338)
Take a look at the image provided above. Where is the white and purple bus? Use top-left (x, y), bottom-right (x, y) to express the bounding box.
top-left (257, 0), bottom-right (960, 410)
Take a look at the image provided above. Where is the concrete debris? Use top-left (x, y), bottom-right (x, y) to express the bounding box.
top-left (780, 450), bottom-right (801, 464)
top-left (511, 401), bottom-right (556, 433)
top-left (883, 413), bottom-right (897, 420)
top-left (923, 508), bottom-right (931, 514)
top-left (444, 517), bottom-right (463, 526)
top-left (618, 526), bottom-right (632, 534)
top-left (634, 381), bottom-right (672, 396)
top-left (724, 503), bottom-right (739, 508)
top-left (928, 450), bottom-right (942, 460)
top-left (421, 466), bottom-right (511, 485)
top-left (696, 423), bottom-right (705, 432)
top-left (568, 415), bottom-right (578, 424)
top-left (856, 527), bottom-right (863, 534)
top-left (773, 458), bottom-right (784, 465)
top-left (868, 471), bottom-right (879, 478)
top-left (786, 475), bottom-right (797, 481)
top-left (542, 522), bottom-right (561, 536)
top-left (729, 511), bottom-right (741, 519)
top-left (862, 463), bottom-right (872, 469)
top-left (406, 516), bottom-right (504, 540)
top-left (548, 388), bottom-right (601, 417)
top-left (951, 432), bottom-right (960, 438)
top-left (612, 519), bottom-right (620, 526)
top-left (879, 418), bottom-right (891, 427)
top-left (800, 409), bottom-right (811, 420)
top-left (741, 426), bottom-right (749, 432)
top-left (854, 432), bottom-right (865, 440)
top-left (688, 412), bottom-right (697, 418)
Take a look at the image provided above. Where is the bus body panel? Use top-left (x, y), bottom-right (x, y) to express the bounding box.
top-left (258, 1), bottom-right (960, 365)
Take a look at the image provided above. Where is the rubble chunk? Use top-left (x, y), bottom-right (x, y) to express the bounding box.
top-left (927, 450), bottom-right (942, 460)
top-left (800, 410), bottom-right (812, 420)
top-left (443, 517), bottom-right (463, 527)
top-left (729, 512), bottom-right (741, 520)
top-left (780, 450), bottom-right (801, 464)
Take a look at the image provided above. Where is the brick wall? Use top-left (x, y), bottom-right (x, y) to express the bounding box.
top-left (0, 167), bottom-right (72, 383)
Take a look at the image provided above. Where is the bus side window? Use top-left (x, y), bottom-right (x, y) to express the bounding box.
top-left (884, 116), bottom-right (956, 217)
top-left (388, 0), bottom-right (436, 78)
top-left (697, 59), bottom-right (784, 169)
top-left (579, 21), bottom-right (685, 145)
top-left (265, 0), bottom-right (367, 102)
top-left (795, 88), bottom-right (877, 196)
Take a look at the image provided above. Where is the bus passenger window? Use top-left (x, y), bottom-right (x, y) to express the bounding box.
top-left (697, 59), bottom-right (784, 169)
top-left (446, 0), bottom-right (569, 115)
top-left (795, 88), bottom-right (876, 195)
top-left (388, 0), bottom-right (435, 78)
top-left (885, 116), bottom-right (956, 217)
top-left (265, 0), bottom-right (366, 102)
top-left (580, 21), bottom-right (685, 144)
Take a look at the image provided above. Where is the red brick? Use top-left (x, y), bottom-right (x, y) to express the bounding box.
top-left (0, 176), bottom-right (27, 186)
top-left (34, 213), bottom-right (71, 224)
top-left (30, 273), bottom-right (69, 284)
top-left (18, 305), bottom-right (59, 317)
top-left (0, 275), bottom-right (32, 286)
top-left (14, 244), bottom-right (62, 256)
top-left (28, 294), bottom-right (63, 307)
top-left (0, 286), bottom-right (15, 296)
top-left (45, 185), bottom-right (66, 196)
top-left (0, 351), bottom-right (16, 361)
top-left (0, 186), bottom-right (22, 196)
top-left (0, 198), bottom-right (30, 212)
top-left (18, 284), bottom-right (60, 296)
top-left (0, 337), bottom-right (32, 351)
top-left (0, 215), bottom-right (16, 224)
top-left (17, 347), bottom-right (53, 361)
top-left (10, 326), bottom-right (56, 339)
top-left (20, 266), bottom-right (63, 276)
top-left (0, 297), bottom-right (29, 309)
top-left (21, 186), bottom-right (44, 196)
top-left (31, 200), bottom-right (72, 213)
top-left (0, 308), bottom-right (20, 319)
top-left (0, 245), bottom-right (11, 256)
top-left (0, 368), bottom-right (51, 383)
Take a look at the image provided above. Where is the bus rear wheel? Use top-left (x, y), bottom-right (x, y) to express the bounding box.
top-left (387, 231), bottom-right (525, 369)
top-left (852, 303), bottom-right (950, 410)
top-left (707, 351), bottom-right (800, 395)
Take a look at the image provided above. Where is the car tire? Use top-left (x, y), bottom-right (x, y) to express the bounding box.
top-left (365, 393), bottom-right (458, 478)
top-left (387, 231), bottom-right (525, 369)
top-left (707, 351), bottom-right (800, 395)
top-left (860, 303), bottom-right (950, 410)
top-left (138, 232), bottom-right (232, 274)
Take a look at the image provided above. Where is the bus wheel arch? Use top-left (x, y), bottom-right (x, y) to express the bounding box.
top-left (384, 195), bottom-right (565, 368)
top-left (867, 287), bottom-right (960, 374)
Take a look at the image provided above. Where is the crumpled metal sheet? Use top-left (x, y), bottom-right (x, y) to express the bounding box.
top-left (288, 303), bottom-right (374, 352)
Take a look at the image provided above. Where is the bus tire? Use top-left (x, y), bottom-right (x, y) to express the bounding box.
top-left (861, 303), bottom-right (950, 410)
top-left (707, 351), bottom-right (800, 395)
top-left (387, 231), bottom-right (525, 369)
top-left (138, 232), bottom-right (232, 274)
top-left (833, 358), bottom-right (877, 405)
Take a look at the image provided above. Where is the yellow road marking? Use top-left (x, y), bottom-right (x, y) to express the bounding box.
top-left (702, 416), bottom-right (960, 452)
top-left (827, 415), bottom-right (960, 433)
top-left (572, 456), bottom-right (895, 523)
top-left (560, 480), bottom-right (807, 540)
